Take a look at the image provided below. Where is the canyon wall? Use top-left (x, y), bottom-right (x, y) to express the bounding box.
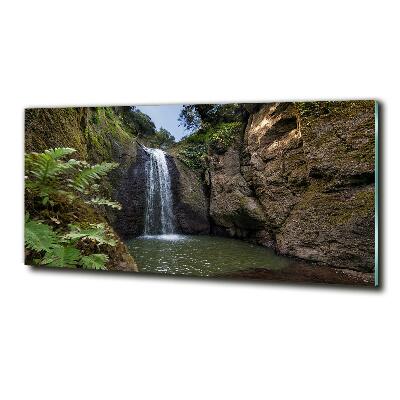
top-left (170, 158), bottom-right (210, 234)
top-left (208, 101), bottom-right (375, 272)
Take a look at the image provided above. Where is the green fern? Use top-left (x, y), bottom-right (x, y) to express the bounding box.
top-left (25, 217), bottom-right (113, 270)
top-left (25, 148), bottom-right (121, 212)
top-left (44, 147), bottom-right (76, 159)
top-left (88, 197), bottom-right (122, 210)
top-left (25, 147), bottom-right (123, 271)
top-left (63, 223), bottom-right (117, 246)
top-left (41, 246), bottom-right (80, 268)
top-left (25, 218), bottom-right (60, 252)
top-left (71, 162), bottom-right (118, 192)
top-left (80, 254), bottom-right (108, 270)
top-left (25, 149), bottom-right (76, 182)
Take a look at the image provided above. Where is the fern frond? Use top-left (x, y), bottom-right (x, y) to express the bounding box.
top-left (63, 224), bottom-right (117, 246)
top-left (25, 152), bottom-right (75, 183)
top-left (65, 158), bottom-right (83, 168)
top-left (41, 246), bottom-right (80, 268)
top-left (71, 162), bottom-right (118, 192)
top-left (80, 254), bottom-right (108, 270)
top-left (25, 219), bottom-right (60, 252)
top-left (44, 147), bottom-right (76, 160)
top-left (87, 197), bottom-right (122, 210)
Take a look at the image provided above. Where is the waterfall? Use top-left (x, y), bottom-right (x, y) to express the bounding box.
top-left (143, 147), bottom-right (175, 235)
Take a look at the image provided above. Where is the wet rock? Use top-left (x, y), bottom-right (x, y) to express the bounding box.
top-left (169, 157), bottom-right (210, 234)
top-left (112, 144), bottom-right (148, 237)
top-left (207, 100), bottom-right (375, 272)
top-left (208, 144), bottom-right (267, 237)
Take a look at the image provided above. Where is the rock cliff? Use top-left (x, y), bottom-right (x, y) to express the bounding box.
top-left (208, 101), bottom-right (375, 272)
top-left (170, 158), bottom-right (210, 234)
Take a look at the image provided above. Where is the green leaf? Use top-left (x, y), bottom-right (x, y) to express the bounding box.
top-left (80, 254), bottom-right (108, 270)
top-left (71, 162), bottom-right (118, 192)
top-left (44, 147), bottom-right (76, 160)
top-left (41, 246), bottom-right (80, 268)
top-left (25, 150), bottom-right (76, 184)
top-left (25, 219), bottom-right (60, 252)
top-left (63, 223), bottom-right (117, 246)
top-left (88, 197), bottom-right (122, 210)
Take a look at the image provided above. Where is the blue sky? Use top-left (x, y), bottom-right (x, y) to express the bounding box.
top-left (136, 104), bottom-right (187, 140)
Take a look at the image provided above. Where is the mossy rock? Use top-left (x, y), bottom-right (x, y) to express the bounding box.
top-left (296, 100), bottom-right (375, 180)
top-left (277, 183), bottom-right (375, 272)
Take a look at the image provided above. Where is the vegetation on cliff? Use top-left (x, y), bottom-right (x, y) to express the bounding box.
top-left (25, 147), bottom-right (126, 270)
top-left (24, 107), bottom-right (146, 271)
top-left (113, 106), bottom-right (175, 149)
top-left (172, 104), bottom-right (247, 170)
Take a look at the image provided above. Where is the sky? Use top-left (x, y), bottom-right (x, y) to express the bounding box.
top-left (136, 104), bottom-right (187, 141)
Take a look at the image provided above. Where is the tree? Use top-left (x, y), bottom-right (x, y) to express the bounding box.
top-left (113, 106), bottom-right (156, 136)
top-left (179, 104), bottom-right (246, 131)
top-left (146, 127), bottom-right (175, 149)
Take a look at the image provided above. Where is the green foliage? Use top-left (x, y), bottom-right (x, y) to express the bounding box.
top-left (114, 106), bottom-right (156, 136)
top-left (206, 122), bottom-right (242, 152)
top-left (175, 105), bottom-right (246, 170)
top-left (174, 122), bottom-right (242, 169)
top-left (80, 254), bottom-right (108, 270)
top-left (91, 109), bottom-right (100, 124)
top-left (25, 147), bottom-right (121, 209)
top-left (25, 148), bottom-right (78, 204)
top-left (178, 105), bottom-right (202, 131)
top-left (25, 147), bottom-right (123, 270)
top-left (42, 246), bottom-right (81, 268)
top-left (71, 162), bottom-right (118, 192)
top-left (145, 127), bottom-right (176, 149)
top-left (24, 214), bottom-right (114, 270)
top-left (44, 147), bottom-right (77, 160)
top-left (179, 104), bottom-right (245, 131)
top-left (87, 197), bottom-right (122, 210)
top-left (183, 130), bottom-right (207, 145)
top-left (63, 223), bottom-right (117, 246)
top-left (177, 143), bottom-right (207, 170)
top-left (25, 217), bottom-right (59, 252)
top-left (295, 100), bottom-right (374, 121)
top-left (105, 107), bottom-right (114, 119)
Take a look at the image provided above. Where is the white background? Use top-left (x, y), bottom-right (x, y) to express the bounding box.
top-left (0, 1), bottom-right (398, 399)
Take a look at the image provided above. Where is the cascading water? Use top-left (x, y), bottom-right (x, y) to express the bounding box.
top-left (143, 147), bottom-right (175, 235)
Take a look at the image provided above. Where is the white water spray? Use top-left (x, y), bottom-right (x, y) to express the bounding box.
top-left (143, 148), bottom-right (175, 235)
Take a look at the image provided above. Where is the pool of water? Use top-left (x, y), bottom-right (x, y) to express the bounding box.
top-left (126, 234), bottom-right (291, 277)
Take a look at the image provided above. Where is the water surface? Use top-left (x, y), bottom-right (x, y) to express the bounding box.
top-left (127, 234), bottom-right (291, 277)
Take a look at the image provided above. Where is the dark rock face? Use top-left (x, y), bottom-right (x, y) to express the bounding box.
top-left (208, 101), bottom-right (375, 272)
top-left (169, 157), bottom-right (210, 234)
top-left (274, 101), bottom-right (375, 272)
top-left (243, 103), bottom-right (307, 231)
top-left (112, 144), bottom-right (210, 237)
top-left (208, 144), bottom-right (269, 243)
top-left (112, 144), bottom-right (148, 238)
top-left (276, 183), bottom-right (374, 271)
